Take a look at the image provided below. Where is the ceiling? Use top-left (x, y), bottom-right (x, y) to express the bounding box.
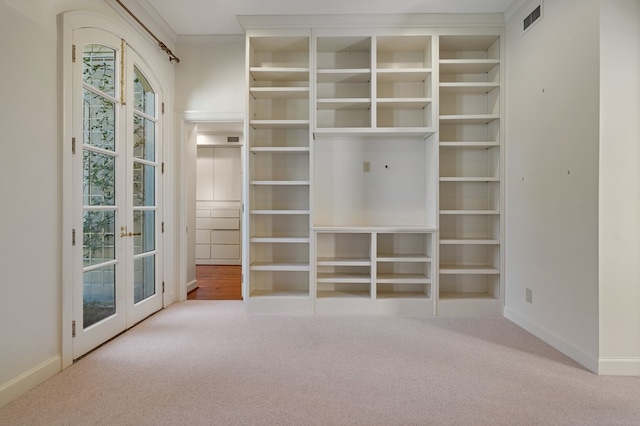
top-left (145, 0), bottom-right (519, 36)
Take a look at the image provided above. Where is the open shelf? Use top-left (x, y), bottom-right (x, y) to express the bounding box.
top-left (249, 87), bottom-right (309, 98)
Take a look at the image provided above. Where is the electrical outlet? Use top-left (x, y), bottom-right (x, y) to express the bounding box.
top-left (363, 161), bottom-right (370, 173)
top-left (526, 288), bottom-right (533, 304)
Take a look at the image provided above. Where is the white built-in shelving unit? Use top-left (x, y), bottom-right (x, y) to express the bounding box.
top-left (243, 25), bottom-right (503, 316)
top-left (315, 228), bottom-right (434, 314)
top-left (437, 31), bottom-right (503, 316)
top-left (314, 30), bottom-right (434, 135)
top-left (245, 31), bottom-right (313, 313)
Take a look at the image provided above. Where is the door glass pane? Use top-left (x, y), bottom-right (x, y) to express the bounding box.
top-left (83, 210), bottom-right (115, 267)
top-left (133, 115), bottom-right (155, 161)
top-left (83, 264), bottom-right (116, 328)
top-left (83, 45), bottom-right (116, 97)
top-left (133, 67), bottom-right (155, 117)
top-left (83, 91), bottom-right (115, 151)
top-left (133, 210), bottom-right (155, 254)
top-left (133, 162), bottom-right (155, 206)
top-left (134, 255), bottom-right (155, 303)
top-left (83, 150), bottom-right (115, 206)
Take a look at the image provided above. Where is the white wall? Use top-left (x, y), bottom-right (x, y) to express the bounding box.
top-left (598, 0), bottom-right (640, 374)
top-left (504, 0), bottom-right (601, 371)
top-left (175, 36), bottom-right (245, 114)
top-left (0, 0), bottom-right (62, 399)
top-left (0, 0), bottom-right (176, 407)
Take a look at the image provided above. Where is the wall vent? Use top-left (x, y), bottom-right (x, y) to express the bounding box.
top-left (523, 4), bottom-right (542, 32)
top-left (227, 136), bottom-right (240, 143)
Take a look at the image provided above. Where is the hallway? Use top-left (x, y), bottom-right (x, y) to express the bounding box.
top-left (187, 265), bottom-right (242, 300)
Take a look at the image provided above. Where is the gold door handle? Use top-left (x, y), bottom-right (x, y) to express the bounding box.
top-left (127, 232), bottom-right (142, 237)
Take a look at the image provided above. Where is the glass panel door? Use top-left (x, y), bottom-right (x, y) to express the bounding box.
top-left (72, 29), bottom-right (163, 358)
top-left (126, 62), bottom-right (162, 326)
top-left (73, 31), bottom-right (127, 359)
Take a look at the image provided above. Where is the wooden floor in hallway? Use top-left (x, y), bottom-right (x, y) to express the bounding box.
top-left (188, 265), bottom-right (242, 300)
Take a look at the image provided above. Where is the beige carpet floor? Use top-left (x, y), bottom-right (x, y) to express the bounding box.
top-left (1, 301), bottom-right (639, 425)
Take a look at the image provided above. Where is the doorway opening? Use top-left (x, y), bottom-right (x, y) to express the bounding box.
top-left (184, 121), bottom-right (243, 300)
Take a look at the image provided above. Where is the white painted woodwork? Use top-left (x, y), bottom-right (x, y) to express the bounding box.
top-left (437, 29), bottom-right (503, 315)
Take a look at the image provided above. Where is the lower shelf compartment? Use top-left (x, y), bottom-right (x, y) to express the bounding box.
top-left (436, 296), bottom-right (502, 317)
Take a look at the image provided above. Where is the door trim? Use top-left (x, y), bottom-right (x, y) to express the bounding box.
top-left (61, 10), bottom-right (172, 369)
top-left (175, 112), bottom-right (245, 302)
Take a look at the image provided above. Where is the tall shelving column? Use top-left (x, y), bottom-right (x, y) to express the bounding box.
top-left (437, 31), bottom-right (503, 316)
top-left (245, 31), bottom-right (313, 313)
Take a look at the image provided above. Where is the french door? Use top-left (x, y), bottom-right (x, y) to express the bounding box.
top-left (71, 28), bottom-right (163, 358)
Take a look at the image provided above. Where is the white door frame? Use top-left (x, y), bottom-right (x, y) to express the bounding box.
top-left (61, 10), bottom-right (172, 369)
top-left (174, 112), bottom-right (245, 302)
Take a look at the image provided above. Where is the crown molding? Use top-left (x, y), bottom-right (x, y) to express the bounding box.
top-left (237, 13), bottom-right (505, 31)
top-left (177, 35), bottom-right (245, 45)
top-left (504, 0), bottom-right (532, 24)
top-left (106, 0), bottom-right (178, 48)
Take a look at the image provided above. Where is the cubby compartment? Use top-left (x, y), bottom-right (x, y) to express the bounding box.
top-left (249, 151), bottom-right (309, 182)
top-left (250, 241), bottom-right (310, 267)
top-left (249, 36), bottom-right (310, 69)
top-left (316, 108), bottom-right (372, 129)
top-left (439, 120), bottom-right (500, 146)
top-left (250, 214), bottom-right (310, 240)
top-left (376, 35), bottom-right (432, 69)
top-left (439, 243), bottom-right (499, 272)
top-left (438, 274), bottom-right (500, 300)
top-left (250, 184), bottom-right (310, 211)
top-left (249, 270), bottom-right (311, 297)
top-left (316, 36), bottom-right (371, 69)
top-left (249, 127), bottom-right (309, 149)
top-left (439, 146), bottom-right (500, 178)
top-left (376, 232), bottom-right (432, 299)
top-left (316, 232), bottom-right (371, 263)
top-left (439, 214), bottom-right (500, 241)
top-left (439, 181), bottom-right (500, 212)
top-left (439, 89), bottom-right (499, 117)
top-left (316, 232), bottom-right (372, 298)
top-left (250, 97), bottom-right (309, 122)
top-left (376, 104), bottom-right (432, 129)
top-left (439, 35), bottom-right (500, 60)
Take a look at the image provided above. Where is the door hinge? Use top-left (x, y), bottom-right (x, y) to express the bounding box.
top-left (72, 229), bottom-right (76, 246)
top-left (242, 203), bottom-right (244, 213)
top-left (72, 45), bottom-right (76, 63)
top-left (72, 137), bottom-right (76, 154)
top-left (162, 281), bottom-right (165, 294)
top-left (161, 162), bottom-right (165, 174)
top-left (161, 222), bottom-right (165, 233)
top-left (241, 274), bottom-right (244, 284)
top-left (72, 320), bottom-right (76, 338)
top-left (161, 102), bottom-right (165, 115)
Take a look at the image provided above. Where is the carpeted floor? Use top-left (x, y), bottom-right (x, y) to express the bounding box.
top-left (1, 301), bottom-right (639, 425)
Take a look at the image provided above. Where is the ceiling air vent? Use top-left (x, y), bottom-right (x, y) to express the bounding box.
top-left (523, 4), bottom-right (542, 32)
top-left (227, 136), bottom-right (240, 143)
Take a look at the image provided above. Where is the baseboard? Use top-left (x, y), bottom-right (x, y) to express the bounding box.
top-left (0, 355), bottom-right (61, 408)
top-left (504, 307), bottom-right (599, 373)
top-left (186, 279), bottom-right (198, 293)
top-left (598, 358), bottom-right (640, 376)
